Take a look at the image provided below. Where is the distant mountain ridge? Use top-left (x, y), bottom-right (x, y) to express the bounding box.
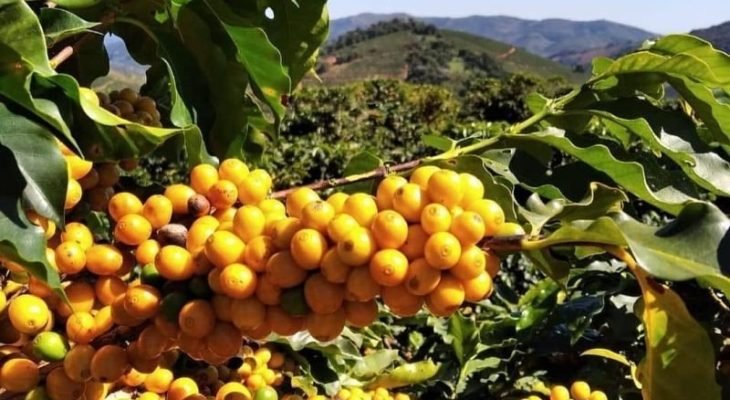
top-left (692, 21), bottom-right (730, 52)
top-left (317, 19), bottom-right (581, 86)
top-left (329, 13), bottom-right (656, 62)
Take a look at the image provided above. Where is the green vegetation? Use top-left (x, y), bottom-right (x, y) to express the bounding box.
top-left (0, 2), bottom-right (728, 400)
top-left (317, 19), bottom-right (583, 86)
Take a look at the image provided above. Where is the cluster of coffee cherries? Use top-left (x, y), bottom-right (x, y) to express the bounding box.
top-left (522, 381), bottom-right (608, 400)
top-left (2, 154), bottom-right (523, 399)
top-left (97, 88), bottom-right (162, 127)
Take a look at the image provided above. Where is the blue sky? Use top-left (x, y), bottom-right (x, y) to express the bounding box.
top-left (328, 1), bottom-right (730, 34)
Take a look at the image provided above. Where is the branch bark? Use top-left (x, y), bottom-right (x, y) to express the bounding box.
top-left (270, 159), bottom-right (422, 199)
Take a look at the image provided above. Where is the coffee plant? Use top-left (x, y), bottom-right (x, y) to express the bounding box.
top-left (0, 1), bottom-right (728, 400)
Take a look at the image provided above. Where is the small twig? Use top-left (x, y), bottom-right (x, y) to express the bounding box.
top-left (48, 12), bottom-right (116, 69)
top-left (270, 160), bottom-right (422, 199)
top-left (709, 289), bottom-right (730, 312)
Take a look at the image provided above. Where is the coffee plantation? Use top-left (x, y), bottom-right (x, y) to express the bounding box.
top-left (0, 1), bottom-right (729, 399)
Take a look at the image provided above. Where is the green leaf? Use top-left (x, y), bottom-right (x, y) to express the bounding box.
top-left (575, 99), bottom-right (730, 196)
top-left (613, 202), bottom-right (730, 297)
top-left (39, 8), bottom-right (99, 47)
top-left (160, 58), bottom-right (215, 166)
top-left (455, 357), bottom-right (500, 394)
top-left (0, 104), bottom-right (68, 226)
top-left (204, 0), bottom-right (290, 122)
top-left (636, 280), bottom-right (721, 399)
top-left (260, 0), bottom-right (329, 86)
top-left (0, 0), bottom-right (53, 75)
top-left (0, 112), bottom-right (61, 292)
top-left (342, 151), bottom-right (382, 194)
top-left (520, 182), bottom-right (627, 235)
top-left (422, 134), bottom-right (455, 152)
top-left (367, 360), bottom-right (440, 390)
top-left (0, 1), bottom-right (76, 145)
top-left (530, 217), bottom-right (627, 249)
top-left (646, 34), bottom-right (730, 81)
top-left (668, 76), bottom-right (730, 145)
top-left (592, 52), bottom-right (723, 86)
top-left (349, 349), bottom-right (399, 380)
top-left (505, 130), bottom-right (696, 215)
top-left (175, 5), bottom-right (262, 157)
top-left (447, 313), bottom-right (477, 365)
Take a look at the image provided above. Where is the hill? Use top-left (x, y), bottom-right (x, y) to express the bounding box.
top-left (692, 21), bottom-right (730, 52)
top-left (317, 19), bottom-right (582, 86)
top-left (329, 13), bottom-right (655, 61)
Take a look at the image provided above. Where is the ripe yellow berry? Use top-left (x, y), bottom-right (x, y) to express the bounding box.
top-left (404, 258), bottom-right (442, 295)
top-left (392, 183), bottom-right (428, 222)
top-left (61, 222), bottom-right (94, 250)
top-left (376, 175), bottom-right (408, 210)
top-left (55, 241), bottom-right (86, 274)
top-left (381, 284), bottom-right (423, 317)
top-left (243, 235), bottom-right (275, 272)
top-left (428, 274), bottom-right (465, 316)
top-left (94, 275), bottom-right (127, 306)
top-left (165, 184), bottom-right (196, 215)
top-left (218, 159), bottom-right (249, 185)
top-left (589, 391), bottom-right (608, 400)
top-left (459, 173), bottom-right (484, 207)
top-left (65, 154), bottom-right (93, 180)
top-left (9, 294), bottom-right (49, 334)
top-left (302, 200), bottom-right (335, 234)
top-left (219, 263), bottom-right (258, 299)
top-left (427, 169), bottom-right (463, 207)
top-left (345, 266), bottom-right (381, 302)
top-left (286, 187), bottom-right (320, 218)
top-left (467, 199), bottom-right (505, 236)
top-left (337, 227), bottom-right (376, 266)
top-left (144, 368), bottom-right (174, 393)
top-left (155, 245), bottom-right (196, 281)
top-left (495, 222), bottom-right (526, 237)
top-left (63, 344), bottom-right (95, 382)
top-left (233, 205), bottom-right (266, 242)
top-left (571, 381), bottom-right (592, 400)
top-left (304, 273), bottom-right (345, 314)
top-left (290, 228), bottom-right (328, 270)
top-left (114, 213), bottom-right (153, 246)
top-left (320, 248), bottom-right (351, 284)
top-left (424, 232), bottom-right (462, 270)
top-left (450, 211), bottom-right (486, 247)
top-left (205, 230), bottom-right (246, 268)
top-left (124, 284), bottom-right (161, 319)
top-left (0, 357), bottom-right (40, 393)
top-left (108, 192), bottom-right (143, 221)
top-left (231, 297), bottom-right (266, 331)
top-left (344, 300), bottom-right (379, 328)
top-left (369, 249), bottom-right (409, 287)
top-left (167, 377), bottom-right (199, 400)
top-left (179, 300), bottom-right (216, 338)
top-left (462, 271), bottom-right (493, 302)
top-left (207, 179), bottom-right (238, 210)
top-left (66, 311), bottom-right (96, 344)
top-left (265, 251), bottom-right (307, 289)
top-left (327, 213), bottom-right (360, 243)
top-left (400, 224), bottom-right (428, 260)
top-left (190, 163), bottom-right (219, 195)
top-left (451, 245), bottom-right (486, 281)
top-left (237, 173), bottom-right (271, 205)
top-left (409, 165), bottom-right (440, 190)
top-left (64, 179), bottom-right (82, 210)
top-left (420, 203), bottom-right (452, 234)
top-left (136, 239), bottom-right (161, 266)
top-left (550, 385), bottom-right (571, 400)
top-left (371, 210), bottom-right (409, 249)
top-left (326, 192), bottom-right (349, 213)
top-left (90, 344), bottom-right (130, 383)
top-left (142, 195), bottom-right (173, 229)
top-left (271, 217), bottom-right (303, 250)
top-left (343, 193), bottom-right (378, 227)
